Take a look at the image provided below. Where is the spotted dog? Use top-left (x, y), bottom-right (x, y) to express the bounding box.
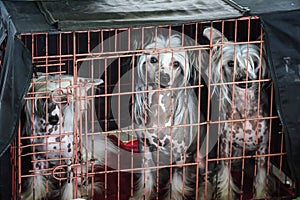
top-left (203, 27), bottom-right (270, 199)
top-left (133, 34), bottom-right (210, 200)
top-left (22, 74), bottom-right (117, 200)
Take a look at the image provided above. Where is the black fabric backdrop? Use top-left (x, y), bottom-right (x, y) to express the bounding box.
top-left (0, 3), bottom-right (33, 199)
top-left (261, 10), bottom-right (300, 196)
top-left (0, 4), bottom-right (33, 157)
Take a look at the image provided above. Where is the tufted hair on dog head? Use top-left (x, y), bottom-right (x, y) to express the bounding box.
top-left (203, 27), bottom-right (269, 108)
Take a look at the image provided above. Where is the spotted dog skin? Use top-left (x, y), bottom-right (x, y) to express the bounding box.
top-left (218, 86), bottom-right (269, 200)
top-left (137, 86), bottom-right (195, 165)
top-left (21, 74), bottom-right (109, 200)
top-left (32, 98), bottom-right (73, 164)
top-left (133, 34), bottom-right (210, 200)
top-left (221, 87), bottom-right (268, 153)
top-left (203, 27), bottom-right (270, 199)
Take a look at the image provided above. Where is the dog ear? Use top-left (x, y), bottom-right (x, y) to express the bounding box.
top-left (203, 27), bottom-right (228, 43)
top-left (75, 77), bottom-right (103, 105)
top-left (76, 77), bottom-right (103, 91)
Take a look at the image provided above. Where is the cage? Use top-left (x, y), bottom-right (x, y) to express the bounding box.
top-left (0, 1), bottom-right (299, 200)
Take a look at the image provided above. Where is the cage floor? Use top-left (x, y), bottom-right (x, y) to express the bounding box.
top-left (88, 135), bottom-right (293, 200)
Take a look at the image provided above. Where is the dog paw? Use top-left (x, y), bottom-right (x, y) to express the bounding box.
top-left (254, 188), bottom-right (267, 200)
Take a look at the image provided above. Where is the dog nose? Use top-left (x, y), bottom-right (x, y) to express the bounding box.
top-left (236, 78), bottom-right (253, 89)
top-left (49, 115), bottom-right (59, 125)
top-left (160, 73), bottom-right (170, 87)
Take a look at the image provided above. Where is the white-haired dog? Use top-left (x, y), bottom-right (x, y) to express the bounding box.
top-left (203, 27), bottom-right (270, 199)
top-left (132, 33), bottom-right (210, 200)
top-left (22, 74), bottom-right (117, 200)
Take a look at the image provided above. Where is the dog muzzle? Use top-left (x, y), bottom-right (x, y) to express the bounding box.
top-left (236, 77), bottom-right (253, 89)
top-left (159, 72), bottom-right (171, 88)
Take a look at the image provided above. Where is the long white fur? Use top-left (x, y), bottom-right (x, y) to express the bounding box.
top-left (203, 28), bottom-right (268, 113)
top-left (203, 27), bottom-right (269, 199)
top-left (134, 35), bottom-right (197, 135)
top-left (22, 74), bottom-right (117, 200)
top-left (132, 34), bottom-right (209, 200)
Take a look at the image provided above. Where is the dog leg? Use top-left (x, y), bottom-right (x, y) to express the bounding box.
top-left (216, 165), bottom-right (238, 200)
top-left (61, 181), bottom-right (73, 200)
top-left (217, 136), bottom-right (239, 200)
top-left (22, 176), bottom-right (47, 200)
top-left (196, 149), bottom-right (214, 200)
top-left (198, 171), bottom-right (214, 200)
top-left (78, 135), bottom-right (112, 198)
top-left (166, 169), bottom-right (186, 200)
top-left (254, 144), bottom-right (267, 199)
top-left (168, 166), bottom-right (205, 200)
top-left (132, 152), bottom-right (155, 200)
top-left (61, 160), bottom-right (74, 200)
top-left (76, 160), bottom-right (103, 199)
top-left (22, 159), bottom-right (53, 200)
top-left (61, 162), bottom-right (103, 200)
top-left (199, 181), bottom-right (214, 200)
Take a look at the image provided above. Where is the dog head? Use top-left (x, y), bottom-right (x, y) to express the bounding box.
top-left (136, 34), bottom-right (198, 88)
top-left (203, 27), bottom-right (268, 101)
top-left (24, 75), bottom-right (103, 157)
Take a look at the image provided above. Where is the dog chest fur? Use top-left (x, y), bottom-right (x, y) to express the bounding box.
top-left (136, 88), bottom-right (190, 165)
top-left (221, 85), bottom-right (269, 156)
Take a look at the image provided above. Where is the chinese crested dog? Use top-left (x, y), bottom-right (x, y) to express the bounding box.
top-left (132, 33), bottom-right (211, 200)
top-left (22, 74), bottom-right (117, 200)
top-left (203, 27), bottom-right (270, 199)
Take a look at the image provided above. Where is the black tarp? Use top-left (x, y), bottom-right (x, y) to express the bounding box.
top-left (2, 0), bottom-right (244, 32)
top-left (234, 0), bottom-right (300, 15)
top-left (37, 0), bottom-right (245, 30)
top-left (0, 2), bottom-right (33, 199)
top-left (0, 2), bottom-right (33, 156)
top-left (260, 10), bottom-right (300, 196)
top-left (1, 0), bottom-right (300, 198)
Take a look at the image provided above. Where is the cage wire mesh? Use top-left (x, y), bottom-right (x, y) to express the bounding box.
top-left (11, 16), bottom-right (294, 200)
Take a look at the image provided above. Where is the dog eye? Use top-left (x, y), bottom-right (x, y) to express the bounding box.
top-left (227, 60), bottom-right (234, 67)
top-left (254, 61), bottom-right (258, 68)
top-left (150, 56), bottom-right (158, 64)
top-left (173, 61), bottom-right (180, 68)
